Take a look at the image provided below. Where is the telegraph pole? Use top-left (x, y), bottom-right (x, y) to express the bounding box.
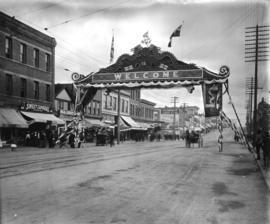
top-left (171, 97), bottom-right (179, 140)
top-left (245, 77), bottom-right (263, 140)
top-left (117, 89), bottom-right (121, 144)
top-left (245, 25), bottom-right (269, 143)
top-left (180, 103), bottom-right (187, 133)
top-left (245, 77), bottom-right (254, 139)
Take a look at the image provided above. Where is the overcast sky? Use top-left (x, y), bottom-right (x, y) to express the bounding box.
top-left (1, 0), bottom-right (269, 124)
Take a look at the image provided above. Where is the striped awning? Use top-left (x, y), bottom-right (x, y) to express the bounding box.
top-left (0, 108), bottom-right (28, 128)
top-left (21, 111), bottom-right (65, 125)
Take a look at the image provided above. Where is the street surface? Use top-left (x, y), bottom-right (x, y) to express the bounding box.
top-left (0, 129), bottom-right (269, 224)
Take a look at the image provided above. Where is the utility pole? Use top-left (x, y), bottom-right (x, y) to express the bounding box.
top-left (180, 103), bottom-right (187, 133)
top-left (117, 89), bottom-right (121, 144)
top-left (171, 97), bottom-right (179, 140)
top-left (245, 24), bottom-right (269, 144)
top-left (245, 77), bottom-right (263, 140)
top-left (245, 77), bottom-right (254, 139)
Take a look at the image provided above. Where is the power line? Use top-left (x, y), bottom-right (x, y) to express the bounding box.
top-left (185, 2), bottom-right (257, 58)
top-left (2, 9), bottom-right (111, 68)
top-left (15, 0), bottom-right (68, 18)
top-left (44, 0), bottom-right (134, 30)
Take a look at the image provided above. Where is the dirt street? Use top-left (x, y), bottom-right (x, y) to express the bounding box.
top-left (0, 129), bottom-right (269, 224)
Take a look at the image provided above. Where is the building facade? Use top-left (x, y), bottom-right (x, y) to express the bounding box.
top-left (0, 11), bottom-right (57, 143)
top-left (101, 89), bottom-right (130, 124)
top-left (130, 89), bottom-right (141, 120)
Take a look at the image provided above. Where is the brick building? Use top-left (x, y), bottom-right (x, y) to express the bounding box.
top-left (0, 11), bottom-right (62, 144)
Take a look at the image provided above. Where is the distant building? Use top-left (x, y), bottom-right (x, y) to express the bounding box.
top-left (0, 11), bottom-right (60, 143)
top-left (130, 89), bottom-right (141, 120)
top-left (155, 105), bottom-right (201, 134)
top-left (55, 83), bottom-right (76, 122)
top-left (257, 97), bottom-right (270, 132)
top-left (101, 89), bottom-right (130, 124)
top-left (139, 99), bottom-right (155, 122)
top-left (55, 83), bottom-right (103, 128)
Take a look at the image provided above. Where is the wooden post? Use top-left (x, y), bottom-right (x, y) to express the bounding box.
top-left (117, 89), bottom-right (121, 144)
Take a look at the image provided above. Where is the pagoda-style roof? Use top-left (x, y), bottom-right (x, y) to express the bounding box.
top-left (74, 44), bottom-right (229, 89)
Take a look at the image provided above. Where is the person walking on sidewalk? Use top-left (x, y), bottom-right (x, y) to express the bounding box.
top-left (255, 129), bottom-right (264, 160)
top-left (262, 131), bottom-right (269, 168)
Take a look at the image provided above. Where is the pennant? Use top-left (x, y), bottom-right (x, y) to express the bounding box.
top-left (168, 23), bottom-right (183, 47)
top-left (110, 31), bottom-right (114, 64)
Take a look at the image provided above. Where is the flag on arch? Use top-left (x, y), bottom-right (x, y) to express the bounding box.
top-left (168, 22), bottom-right (183, 47)
top-left (110, 31), bottom-right (114, 64)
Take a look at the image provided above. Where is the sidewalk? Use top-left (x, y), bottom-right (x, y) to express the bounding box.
top-left (252, 149), bottom-right (270, 190)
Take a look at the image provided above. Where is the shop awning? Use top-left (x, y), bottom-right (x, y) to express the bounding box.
top-left (0, 108), bottom-right (28, 128)
top-left (136, 122), bottom-right (153, 129)
top-left (121, 116), bottom-right (140, 128)
top-left (21, 111), bottom-right (65, 125)
top-left (84, 118), bottom-right (107, 127)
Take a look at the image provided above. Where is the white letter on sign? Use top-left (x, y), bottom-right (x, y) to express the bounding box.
top-left (143, 72), bottom-right (148, 79)
top-left (114, 73), bottom-right (122, 80)
top-left (163, 71), bottom-right (169, 78)
top-left (153, 72), bottom-right (159, 78)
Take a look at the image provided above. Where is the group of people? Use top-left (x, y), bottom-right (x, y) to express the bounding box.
top-left (185, 130), bottom-right (202, 148)
top-left (25, 129), bottom-right (57, 148)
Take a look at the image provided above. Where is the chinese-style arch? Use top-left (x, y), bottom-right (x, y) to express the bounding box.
top-left (72, 44), bottom-right (230, 118)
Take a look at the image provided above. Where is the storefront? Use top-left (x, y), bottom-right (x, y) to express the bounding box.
top-left (0, 107), bottom-right (28, 144)
top-left (19, 103), bottom-right (64, 147)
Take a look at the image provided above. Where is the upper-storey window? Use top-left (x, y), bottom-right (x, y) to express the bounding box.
top-left (34, 81), bottom-right (39, 100)
top-left (46, 84), bottom-right (50, 101)
top-left (20, 78), bottom-right (27, 97)
top-left (6, 74), bottom-right (13, 95)
top-left (45, 53), bottom-right (50, 72)
top-left (20, 43), bottom-right (27, 63)
top-left (5, 37), bottom-right (12, 58)
top-left (33, 48), bottom-right (39, 68)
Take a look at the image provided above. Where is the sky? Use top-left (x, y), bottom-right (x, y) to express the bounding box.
top-left (0, 0), bottom-right (269, 125)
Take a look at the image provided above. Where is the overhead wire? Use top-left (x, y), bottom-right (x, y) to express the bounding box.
top-left (1, 3), bottom-right (117, 70)
top-left (203, 3), bottom-right (256, 58)
top-left (185, 2), bottom-right (256, 59)
top-left (44, 0), bottom-right (134, 30)
top-left (14, 0), bottom-right (69, 18)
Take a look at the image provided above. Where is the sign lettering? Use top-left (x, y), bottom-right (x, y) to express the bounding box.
top-left (92, 69), bottom-right (203, 83)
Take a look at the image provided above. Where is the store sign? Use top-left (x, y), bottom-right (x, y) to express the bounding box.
top-left (20, 102), bottom-right (51, 113)
top-left (92, 69), bottom-right (203, 83)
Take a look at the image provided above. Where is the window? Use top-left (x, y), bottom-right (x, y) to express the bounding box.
top-left (113, 97), bottom-right (117, 111)
top-left (46, 84), bottom-right (50, 101)
top-left (6, 74), bottom-right (13, 94)
top-left (20, 78), bottom-right (27, 97)
top-left (5, 37), bottom-right (12, 58)
top-left (107, 96), bottom-right (111, 109)
top-left (59, 101), bottom-right (64, 109)
top-left (45, 53), bottom-right (50, 71)
top-left (125, 100), bottom-right (128, 113)
top-left (121, 99), bottom-right (125, 113)
top-left (33, 48), bottom-right (39, 67)
top-left (110, 96), bottom-right (112, 108)
top-left (20, 43), bottom-right (27, 63)
top-left (97, 103), bottom-right (100, 115)
top-left (34, 81), bottom-right (39, 99)
top-left (93, 102), bottom-right (96, 114)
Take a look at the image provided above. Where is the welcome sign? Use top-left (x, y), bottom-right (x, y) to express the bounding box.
top-left (92, 69), bottom-right (203, 83)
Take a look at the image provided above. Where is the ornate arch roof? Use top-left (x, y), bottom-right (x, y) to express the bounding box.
top-left (73, 44), bottom-right (229, 89)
